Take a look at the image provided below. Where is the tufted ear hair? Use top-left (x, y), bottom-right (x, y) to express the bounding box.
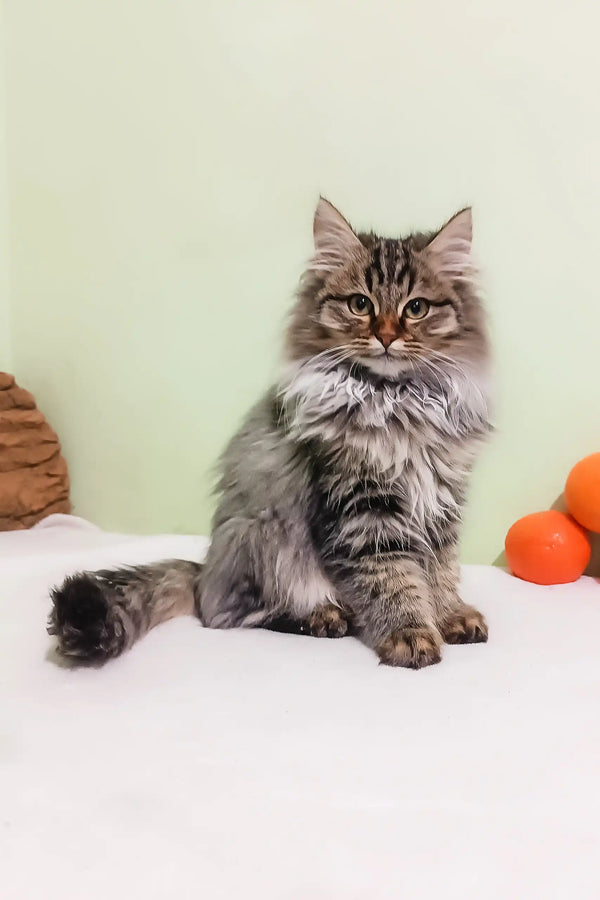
top-left (310, 197), bottom-right (364, 273)
top-left (426, 208), bottom-right (475, 283)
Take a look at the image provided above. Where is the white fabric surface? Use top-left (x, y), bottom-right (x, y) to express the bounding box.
top-left (2, 514), bottom-right (600, 899)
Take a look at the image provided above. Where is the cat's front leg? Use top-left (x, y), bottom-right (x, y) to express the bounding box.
top-left (427, 545), bottom-right (488, 645)
top-left (347, 557), bottom-right (443, 669)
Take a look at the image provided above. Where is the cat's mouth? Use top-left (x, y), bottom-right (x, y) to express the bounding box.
top-left (357, 350), bottom-right (409, 377)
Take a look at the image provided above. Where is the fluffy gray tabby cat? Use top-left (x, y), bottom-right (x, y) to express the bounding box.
top-left (49, 199), bottom-right (492, 669)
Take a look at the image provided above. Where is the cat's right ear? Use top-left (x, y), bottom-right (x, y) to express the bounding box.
top-left (311, 198), bottom-right (363, 273)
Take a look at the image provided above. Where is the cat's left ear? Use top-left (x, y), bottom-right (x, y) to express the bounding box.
top-left (426, 208), bottom-right (474, 282)
top-left (311, 197), bottom-right (364, 272)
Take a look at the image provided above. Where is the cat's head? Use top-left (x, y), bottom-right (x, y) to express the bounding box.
top-left (286, 198), bottom-right (489, 380)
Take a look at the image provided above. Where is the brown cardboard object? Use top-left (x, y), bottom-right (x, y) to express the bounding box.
top-left (0, 372), bottom-right (71, 530)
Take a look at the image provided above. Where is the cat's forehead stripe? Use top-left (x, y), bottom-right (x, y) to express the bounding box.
top-left (365, 239), bottom-right (416, 296)
top-left (370, 242), bottom-right (385, 285)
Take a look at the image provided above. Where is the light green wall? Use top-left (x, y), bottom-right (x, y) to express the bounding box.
top-left (0, 2), bottom-right (10, 370)
top-left (3, 0), bottom-right (600, 559)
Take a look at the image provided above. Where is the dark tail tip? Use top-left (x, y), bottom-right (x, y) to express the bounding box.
top-left (48, 574), bottom-right (123, 664)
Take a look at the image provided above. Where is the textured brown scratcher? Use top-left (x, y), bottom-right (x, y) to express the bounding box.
top-left (0, 372), bottom-right (71, 530)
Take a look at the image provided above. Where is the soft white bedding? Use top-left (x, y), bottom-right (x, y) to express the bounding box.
top-left (2, 514), bottom-right (600, 899)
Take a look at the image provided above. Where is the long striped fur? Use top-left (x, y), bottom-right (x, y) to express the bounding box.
top-left (49, 199), bottom-right (492, 668)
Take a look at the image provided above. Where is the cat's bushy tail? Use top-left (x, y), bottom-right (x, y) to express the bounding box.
top-left (48, 559), bottom-right (203, 664)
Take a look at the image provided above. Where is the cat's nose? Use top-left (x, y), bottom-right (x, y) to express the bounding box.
top-left (375, 329), bottom-right (397, 349)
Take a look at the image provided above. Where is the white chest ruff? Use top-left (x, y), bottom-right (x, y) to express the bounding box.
top-left (282, 360), bottom-right (490, 527)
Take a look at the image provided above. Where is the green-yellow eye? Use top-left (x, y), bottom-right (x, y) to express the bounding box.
top-left (404, 298), bottom-right (430, 320)
top-left (347, 294), bottom-right (372, 317)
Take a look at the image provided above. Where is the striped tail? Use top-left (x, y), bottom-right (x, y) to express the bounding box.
top-left (48, 559), bottom-right (203, 664)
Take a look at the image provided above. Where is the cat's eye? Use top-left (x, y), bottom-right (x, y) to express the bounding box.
top-left (347, 294), bottom-right (372, 317)
top-left (404, 298), bottom-right (430, 320)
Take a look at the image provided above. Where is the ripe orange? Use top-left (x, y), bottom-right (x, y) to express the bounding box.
top-left (505, 510), bottom-right (590, 585)
top-left (565, 452), bottom-right (600, 533)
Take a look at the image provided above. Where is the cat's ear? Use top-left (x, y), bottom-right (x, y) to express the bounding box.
top-left (311, 197), bottom-right (363, 272)
top-left (426, 208), bottom-right (475, 282)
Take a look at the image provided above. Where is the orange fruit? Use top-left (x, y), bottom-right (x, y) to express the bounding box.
top-left (565, 452), bottom-right (600, 533)
top-left (505, 510), bottom-right (590, 585)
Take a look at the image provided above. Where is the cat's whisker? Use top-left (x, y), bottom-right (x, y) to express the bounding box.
top-left (300, 343), bottom-right (362, 373)
top-left (413, 348), bottom-right (489, 411)
top-left (409, 349), bottom-right (464, 391)
top-left (406, 354), bottom-right (446, 396)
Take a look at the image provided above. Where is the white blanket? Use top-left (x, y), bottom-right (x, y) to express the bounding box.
top-left (2, 514), bottom-right (600, 899)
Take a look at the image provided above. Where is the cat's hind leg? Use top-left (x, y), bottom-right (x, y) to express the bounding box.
top-left (199, 514), bottom-right (342, 634)
top-left (267, 602), bottom-right (349, 638)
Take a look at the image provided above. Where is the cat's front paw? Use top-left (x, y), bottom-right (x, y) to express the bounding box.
top-left (441, 606), bottom-right (488, 644)
top-left (376, 627), bottom-right (442, 669)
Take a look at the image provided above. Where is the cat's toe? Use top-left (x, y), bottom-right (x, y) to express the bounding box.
top-left (307, 604), bottom-right (348, 638)
top-left (376, 626), bottom-right (442, 669)
top-left (442, 607), bottom-right (488, 644)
